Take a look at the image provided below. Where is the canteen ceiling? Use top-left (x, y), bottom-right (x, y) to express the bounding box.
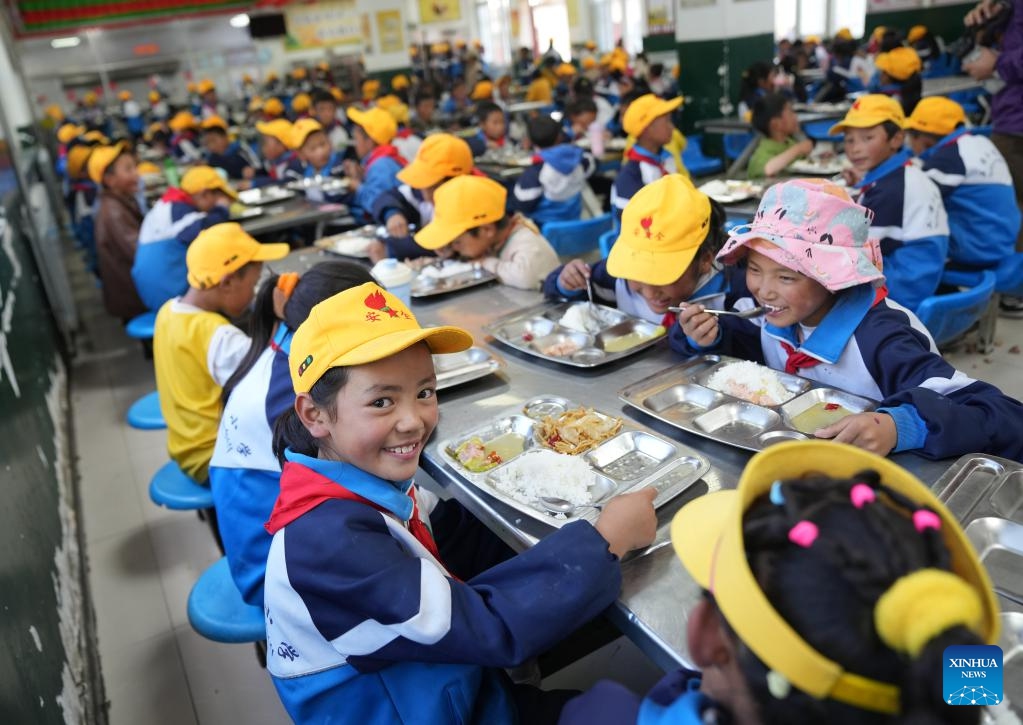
top-left (5, 0), bottom-right (251, 36)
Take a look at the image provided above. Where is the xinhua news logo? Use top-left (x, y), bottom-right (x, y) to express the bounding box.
top-left (943, 645), bottom-right (1003, 706)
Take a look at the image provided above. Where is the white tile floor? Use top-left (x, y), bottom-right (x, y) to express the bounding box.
top-left (71, 266), bottom-right (1023, 722)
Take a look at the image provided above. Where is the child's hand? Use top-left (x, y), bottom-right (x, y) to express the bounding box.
top-left (242, 166), bottom-right (256, 180)
top-left (795, 139), bottom-right (814, 158)
top-left (366, 239), bottom-right (387, 263)
top-left (678, 304), bottom-right (719, 346)
top-left (343, 159), bottom-right (363, 181)
top-left (595, 487), bottom-right (657, 558)
top-left (558, 259), bottom-right (591, 291)
top-left (386, 213), bottom-right (410, 238)
top-left (814, 412), bottom-right (898, 456)
top-left (841, 167), bottom-right (863, 186)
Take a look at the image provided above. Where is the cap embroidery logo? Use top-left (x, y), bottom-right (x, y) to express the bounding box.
top-left (852, 100), bottom-right (862, 110)
top-left (297, 354), bottom-right (314, 376)
top-left (223, 253), bottom-right (239, 267)
top-left (364, 288), bottom-right (410, 320)
top-left (639, 215), bottom-right (653, 239)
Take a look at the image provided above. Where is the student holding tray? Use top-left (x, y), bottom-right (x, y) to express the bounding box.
top-left (676, 178), bottom-right (1023, 462)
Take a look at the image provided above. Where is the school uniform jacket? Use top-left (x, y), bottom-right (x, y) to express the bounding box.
top-left (283, 152), bottom-right (349, 204)
top-left (205, 142), bottom-right (258, 181)
top-left (852, 150), bottom-right (949, 312)
top-left (371, 184), bottom-right (438, 260)
top-left (512, 145), bottom-right (596, 223)
top-left (250, 151), bottom-right (296, 188)
top-left (94, 188), bottom-right (147, 321)
top-left (916, 129), bottom-right (1021, 268)
top-left (611, 147), bottom-right (677, 221)
top-left (132, 189), bottom-right (230, 310)
top-left (559, 669), bottom-right (715, 725)
top-left (671, 285), bottom-right (1023, 461)
top-left (209, 325), bottom-right (293, 607)
top-left (263, 450), bottom-right (622, 724)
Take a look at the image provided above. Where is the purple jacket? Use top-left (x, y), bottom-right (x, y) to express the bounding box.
top-left (994, 0), bottom-right (1023, 134)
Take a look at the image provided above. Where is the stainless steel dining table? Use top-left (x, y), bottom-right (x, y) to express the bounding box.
top-left (409, 282), bottom-right (955, 672)
top-left (239, 197), bottom-right (356, 238)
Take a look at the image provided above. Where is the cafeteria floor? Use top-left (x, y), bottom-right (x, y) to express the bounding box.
top-left (70, 263), bottom-right (1023, 724)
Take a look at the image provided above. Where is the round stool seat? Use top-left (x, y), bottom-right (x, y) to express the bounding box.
top-left (187, 558), bottom-right (265, 643)
top-left (149, 461), bottom-right (213, 510)
top-left (126, 390), bottom-right (166, 430)
top-left (126, 311), bottom-right (158, 340)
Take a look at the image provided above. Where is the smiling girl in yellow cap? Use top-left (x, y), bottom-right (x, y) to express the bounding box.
top-left (262, 282), bottom-right (657, 723)
top-left (560, 440), bottom-right (1000, 724)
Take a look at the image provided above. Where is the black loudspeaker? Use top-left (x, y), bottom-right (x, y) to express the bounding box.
top-left (248, 13), bottom-right (288, 39)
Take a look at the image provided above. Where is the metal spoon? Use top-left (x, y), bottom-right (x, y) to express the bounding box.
top-left (539, 496), bottom-right (603, 515)
top-left (667, 305), bottom-right (768, 319)
top-left (585, 275), bottom-right (597, 316)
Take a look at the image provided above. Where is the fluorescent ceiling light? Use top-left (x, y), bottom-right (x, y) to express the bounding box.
top-left (230, 13), bottom-right (250, 28)
top-left (50, 36), bottom-right (81, 49)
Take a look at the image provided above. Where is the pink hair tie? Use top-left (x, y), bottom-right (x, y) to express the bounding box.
top-left (788, 521), bottom-right (819, 548)
top-left (850, 483), bottom-right (876, 509)
top-left (913, 510), bottom-right (941, 533)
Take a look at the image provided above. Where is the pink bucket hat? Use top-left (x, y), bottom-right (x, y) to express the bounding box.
top-left (717, 179), bottom-right (885, 292)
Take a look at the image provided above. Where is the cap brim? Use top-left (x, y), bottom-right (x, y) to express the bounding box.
top-left (397, 160), bottom-right (444, 189)
top-left (670, 490), bottom-right (734, 589)
top-left (414, 219), bottom-right (466, 251)
top-left (333, 326), bottom-right (474, 368)
top-left (606, 241), bottom-right (701, 287)
top-left (251, 242), bottom-right (291, 262)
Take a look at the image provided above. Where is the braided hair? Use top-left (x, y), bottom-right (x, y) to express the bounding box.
top-left (712, 470), bottom-right (984, 725)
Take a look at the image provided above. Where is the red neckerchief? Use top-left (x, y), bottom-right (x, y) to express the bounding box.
top-left (365, 144), bottom-right (408, 170)
top-left (660, 311), bottom-right (677, 328)
top-left (625, 146), bottom-right (669, 175)
top-left (491, 136), bottom-right (506, 148)
top-left (265, 461), bottom-right (443, 563)
top-left (779, 286), bottom-right (888, 374)
top-left (396, 127), bottom-right (414, 139)
top-left (160, 187), bottom-right (195, 205)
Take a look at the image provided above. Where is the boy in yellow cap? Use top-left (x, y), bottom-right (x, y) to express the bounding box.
top-left (905, 96), bottom-right (1020, 276)
top-left (831, 94), bottom-right (949, 311)
top-left (283, 119), bottom-right (349, 203)
top-left (611, 93), bottom-right (683, 220)
top-left (197, 78), bottom-right (222, 120)
top-left (262, 97), bottom-right (286, 120)
top-left (289, 92), bottom-right (312, 119)
top-left (415, 174), bottom-right (559, 289)
top-left (310, 88), bottom-right (350, 149)
top-left (907, 24), bottom-right (939, 65)
top-left (544, 174), bottom-right (732, 329)
top-left (132, 165), bottom-right (237, 310)
top-left (869, 46), bottom-right (923, 115)
top-left (440, 77), bottom-right (472, 117)
top-left (253, 118), bottom-right (295, 182)
top-left (372, 134), bottom-right (477, 260)
top-left (341, 107), bottom-right (408, 221)
top-left (409, 90), bottom-right (438, 134)
top-left (90, 143), bottom-right (147, 321)
top-left (559, 441), bottom-right (999, 723)
top-left (168, 110), bottom-right (202, 163)
top-left (200, 115), bottom-right (258, 182)
top-left (119, 89), bottom-right (144, 138)
top-left (466, 100), bottom-right (508, 156)
top-left (262, 282), bottom-right (656, 723)
top-left (154, 223), bottom-right (288, 483)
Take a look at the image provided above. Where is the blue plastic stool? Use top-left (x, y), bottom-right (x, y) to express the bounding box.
top-left (915, 269), bottom-right (996, 349)
top-left (803, 118), bottom-right (841, 142)
top-left (681, 134), bottom-right (724, 177)
top-left (723, 132), bottom-right (754, 161)
top-left (126, 390), bottom-right (166, 430)
top-left (598, 228), bottom-right (617, 258)
top-left (187, 558), bottom-right (265, 644)
top-left (125, 311), bottom-right (158, 340)
top-left (541, 213), bottom-right (614, 257)
top-left (149, 461), bottom-right (214, 510)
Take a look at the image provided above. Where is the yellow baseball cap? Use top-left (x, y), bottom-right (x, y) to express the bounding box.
top-left (607, 174), bottom-right (711, 286)
top-left (525, 77), bottom-right (553, 103)
top-left (256, 119), bottom-right (294, 146)
top-left (875, 46), bottom-right (922, 81)
top-left (45, 104), bottom-right (65, 122)
top-left (362, 78), bottom-right (381, 100)
top-left (391, 73), bottom-right (410, 90)
top-left (266, 71), bottom-right (279, 82)
top-left (83, 91), bottom-right (98, 105)
top-left (57, 123), bottom-right (86, 144)
top-left (200, 115), bottom-right (229, 131)
top-left (804, 34), bottom-right (821, 44)
top-left (292, 67), bottom-right (307, 80)
top-left (907, 25), bottom-right (928, 44)
top-left (905, 96), bottom-right (967, 137)
top-left (248, 95), bottom-right (264, 112)
top-left (317, 61), bottom-right (329, 71)
top-left (471, 80), bottom-right (494, 100)
top-left (330, 86), bottom-right (345, 103)
top-left (414, 175), bottom-right (506, 250)
top-left (584, 40), bottom-right (596, 50)
top-left (148, 90), bottom-right (161, 103)
top-left (264, 98), bottom-right (285, 117)
top-left (67, 145), bottom-right (94, 179)
top-left (144, 122), bottom-right (167, 141)
top-left (185, 222), bottom-right (289, 290)
top-left (118, 90), bottom-right (132, 101)
top-left (137, 161), bottom-right (161, 174)
top-left (376, 95), bottom-right (409, 125)
top-left (348, 107), bottom-right (397, 146)
top-left (169, 110), bottom-right (199, 132)
top-left (454, 39), bottom-right (467, 49)
top-left (291, 92), bottom-right (311, 113)
top-left (671, 440), bottom-right (999, 716)
top-left (582, 57), bottom-right (597, 70)
top-left (87, 142), bottom-right (127, 184)
top-left (872, 25), bottom-right (887, 41)
top-left (290, 118), bottom-right (324, 149)
top-left (83, 130), bottom-right (110, 144)
top-left (623, 94), bottom-right (683, 138)
top-left (180, 165), bottom-right (238, 201)
top-left (835, 27), bottom-right (853, 40)
top-left (198, 79), bottom-right (215, 95)
top-left (556, 62), bottom-right (577, 77)
top-left (187, 82), bottom-right (198, 93)
top-left (828, 94), bottom-right (905, 135)
top-left (398, 134), bottom-right (474, 189)
top-left (288, 282), bottom-right (473, 393)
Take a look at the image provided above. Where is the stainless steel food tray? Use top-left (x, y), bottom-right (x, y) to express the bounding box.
top-left (433, 347), bottom-right (501, 390)
top-left (238, 186), bottom-right (297, 206)
top-left (286, 176), bottom-right (351, 194)
top-left (618, 354), bottom-right (877, 452)
top-left (437, 395), bottom-right (710, 529)
top-left (483, 301), bottom-right (666, 368)
top-left (314, 225), bottom-right (380, 259)
top-left (411, 262), bottom-right (497, 298)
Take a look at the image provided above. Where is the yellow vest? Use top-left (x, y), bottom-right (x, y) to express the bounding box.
top-left (623, 128), bottom-right (689, 177)
top-left (153, 301), bottom-right (231, 483)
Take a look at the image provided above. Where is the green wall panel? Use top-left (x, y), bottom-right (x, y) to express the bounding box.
top-left (866, 2), bottom-right (974, 44)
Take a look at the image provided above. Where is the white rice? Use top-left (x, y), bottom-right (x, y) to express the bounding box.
top-left (559, 304), bottom-right (617, 333)
top-left (707, 361), bottom-right (793, 406)
top-left (489, 450), bottom-right (594, 506)
top-left (419, 261), bottom-right (474, 279)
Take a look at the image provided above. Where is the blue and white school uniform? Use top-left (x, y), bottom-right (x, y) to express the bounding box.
top-left (132, 190), bottom-right (229, 310)
top-left (263, 450), bottom-right (622, 724)
top-left (916, 129), bottom-right (1021, 268)
top-left (371, 184), bottom-right (437, 260)
top-left (671, 285), bottom-right (1023, 461)
top-left (208, 325), bottom-right (293, 607)
top-left (852, 149), bottom-right (949, 312)
top-left (560, 669), bottom-right (716, 725)
top-left (512, 145), bottom-right (596, 224)
top-left (611, 147), bottom-right (677, 221)
top-left (283, 152), bottom-right (348, 204)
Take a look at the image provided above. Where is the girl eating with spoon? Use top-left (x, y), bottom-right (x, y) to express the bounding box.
top-left (677, 178), bottom-right (1023, 461)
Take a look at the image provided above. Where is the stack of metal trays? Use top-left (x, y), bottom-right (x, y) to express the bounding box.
top-left (238, 185), bottom-right (297, 206)
top-left (436, 395), bottom-right (710, 528)
top-left (618, 354), bottom-right (877, 452)
top-left (484, 301), bottom-right (666, 368)
top-left (934, 455), bottom-right (1023, 719)
top-left (433, 348), bottom-right (501, 390)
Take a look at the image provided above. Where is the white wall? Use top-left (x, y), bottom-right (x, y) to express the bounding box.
top-left (675, 0), bottom-right (774, 42)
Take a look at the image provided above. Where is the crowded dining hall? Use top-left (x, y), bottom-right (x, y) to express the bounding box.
top-left (3, 0), bottom-right (1023, 722)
